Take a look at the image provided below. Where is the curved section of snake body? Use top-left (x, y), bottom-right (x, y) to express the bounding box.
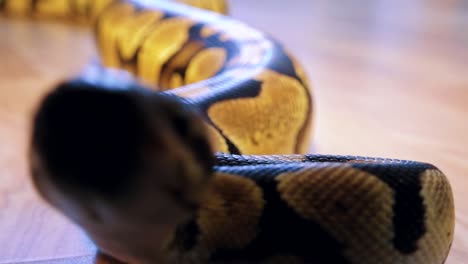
top-left (1, 0), bottom-right (455, 264)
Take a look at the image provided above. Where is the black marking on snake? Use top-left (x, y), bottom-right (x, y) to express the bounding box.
top-left (170, 219), bottom-right (200, 252)
top-left (112, 11), bottom-right (196, 80)
top-left (188, 23), bottom-right (241, 77)
top-left (189, 78), bottom-right (264, 155)
top-left (95, 0), bottom-right (168, 63)
top-left (161, 22), bottom-right (264, 155)
top-left (190, 23), bottom-right (271, 71)
top-left (210, 164), bottom-right (351, 263)
top-left (305, 154), bottom-right (362, 163)
top-left (170, 97), bottom-right (241, 155)
top-left (267, 42), bottom-right (300, 81)
top-left (192, 78), bottom-right (262, 112)
top-left (197, 117), bottom-right (241, 155)
top-left (352, 162), bottom-right (434, 254)
top-left (185, 110), bottom-right (243, 155)
top-left (208, 120), bottom-right (241, 155)
top-left (189, 23), bottom-right (241, 62)
top-left (161, 10), bottom-right (178, 20)
top-left (0, 0), bottom-right (5, 11)
top-left (222, 136), bottom-right (241, 154)
top-left (218, 39), bottom-right (240, 63)
top-left (159, 40), bottom-right (205, 88)
top-left (69, 0), bottom-right (90, 18)
top-left (305, 154), bottom-right (418, 165)
top-left (188, 23), bottom-right (205, 40)
top-left (117, 46), bottom-right (141, 75)
top-left (31, 0), bottom-right (40, 12)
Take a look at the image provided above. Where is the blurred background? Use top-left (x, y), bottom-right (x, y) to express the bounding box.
top-left (0, 0), bottom-right (467, 263)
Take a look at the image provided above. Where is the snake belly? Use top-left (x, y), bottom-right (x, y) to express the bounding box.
top-left (0, 0), bottom-right (455, 264)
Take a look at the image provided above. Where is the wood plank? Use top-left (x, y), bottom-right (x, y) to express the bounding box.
top-left (1, 0), bottom-right (467, 263)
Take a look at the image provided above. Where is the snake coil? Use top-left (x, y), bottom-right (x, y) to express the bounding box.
top-left (1, 0), bottom-right (455, 263)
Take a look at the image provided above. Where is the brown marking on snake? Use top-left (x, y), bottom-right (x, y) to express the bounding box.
top-left (160, 40), bottom-right (206, 89)
top-left (197, 172), bottom-right (264, 249)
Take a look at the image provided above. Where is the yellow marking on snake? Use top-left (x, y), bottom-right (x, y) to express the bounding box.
top-left (416, 169), bottom-right (455, 264)
top-left (160, 41), bottom-right (205, 89)
top-left (35, 0), bottom-right (71, 17)
top-left (277, 165), bottom-right (454, 264)
top-left (176, 0), bottom-right (228, 14)
top-left (96, 2), bottom-right (138, 68)
top-left (185, 47), bottom-right (226, 85)
top-left (200, 26), bottom-right (218, 38)
top-left (205, 125), bottom-right (229, 153)
top-left (138, 17), bottom-right (195, 84)
top-left (4, 0), bottom-right (30, 15)
top-left (208, 70), bottom-right (309, 154)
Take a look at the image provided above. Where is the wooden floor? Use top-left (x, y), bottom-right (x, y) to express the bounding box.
top-left (1, 0), bottom-right (467, 263)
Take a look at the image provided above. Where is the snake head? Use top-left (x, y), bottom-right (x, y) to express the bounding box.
top-left (29, 79), bottom-right (213, 263)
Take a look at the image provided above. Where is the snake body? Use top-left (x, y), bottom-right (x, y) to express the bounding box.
top-left (1, 0), bottom-right (455, 264)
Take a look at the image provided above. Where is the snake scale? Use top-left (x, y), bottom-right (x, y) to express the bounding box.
top-left (0, 0), bottom-right (455, 263)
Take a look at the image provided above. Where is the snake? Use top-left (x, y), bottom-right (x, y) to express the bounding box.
top-left (0, 0), bottom-right (455, 263)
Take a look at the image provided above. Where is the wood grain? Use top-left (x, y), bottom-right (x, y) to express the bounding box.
top-left (0, 0), bottom-right (467, 263)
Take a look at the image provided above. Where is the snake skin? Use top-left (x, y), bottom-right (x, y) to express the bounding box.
top-left (0, 0), bottom-right (455, 264)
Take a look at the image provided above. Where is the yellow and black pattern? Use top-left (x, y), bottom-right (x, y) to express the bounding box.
top-left (1, 0), bottom-right (312, 155)
top-left (1, 0), bottom-right (455, 264)
top-left (165, 155), bottom-right (453, 264)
